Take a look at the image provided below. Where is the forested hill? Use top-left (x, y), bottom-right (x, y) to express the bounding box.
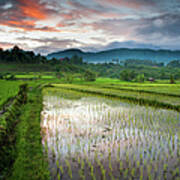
top-left (47, 48), bottom-right (180, 63)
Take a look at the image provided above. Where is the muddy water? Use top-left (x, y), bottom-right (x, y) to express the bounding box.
top-left (41, 95), bottom-right (180, 180)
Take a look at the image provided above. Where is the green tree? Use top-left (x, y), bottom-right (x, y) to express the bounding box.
top-left (84, 70), bottom-right (96, 81)
top-left (167, 60), bottom-right (180, 68)
top-left (71, 55), bottom-right (83, 64)
top-left (0, 73), bottom-right (4, 79)
top-left (120, 70), bottom-right (137, 81)
top-left (170, 74), bottom-right (175, 84)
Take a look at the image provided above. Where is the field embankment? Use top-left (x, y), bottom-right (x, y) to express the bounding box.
top-left (0, 84), bottom-right (28, 178)
top-left (0, 82), bottom-right (49, 180)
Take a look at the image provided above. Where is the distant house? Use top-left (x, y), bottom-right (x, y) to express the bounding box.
top-left (148, 77), bottom-right (155, 82)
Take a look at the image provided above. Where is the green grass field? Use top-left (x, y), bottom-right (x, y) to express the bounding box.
top-left (15, 74), bottom-right (55, 79)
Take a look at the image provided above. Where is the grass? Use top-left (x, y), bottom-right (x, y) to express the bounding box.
top-left (0, 80), bottom-right (22, 108)
top-left (15, 75), bottom-right (55, 79)
top-left (72, 77), bottom-right (180, 85)
top-left (98, 85), bottom-right (180, 97)
top-left (0, 82), bottom-right (50, 180)
top-left (9, 85), bottom-right (50, 180)
top-left (84, 81), bottom-right (180, 96)
top-left (0, 84), bottom-right (28, 178)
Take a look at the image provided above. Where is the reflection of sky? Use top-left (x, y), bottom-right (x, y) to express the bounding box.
top-left (0, 0), bottom-right (180, 54)
top-left (41, 95), bottom-right (179, 164)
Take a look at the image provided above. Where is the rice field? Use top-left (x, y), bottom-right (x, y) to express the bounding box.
top-left (0, 80), bottom-right (21, 108)
top-left (54, 84), bottom-right (180, 105)
top-left (52, 84), bottom-right (180, 111)
top-left (41, 88), bottom-right (180, 180)
top-left (93, 84), bottom-right (180, 97)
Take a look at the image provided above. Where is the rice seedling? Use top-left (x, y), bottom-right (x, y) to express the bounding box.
top-left (65, 159), bottom-right (72, 179)
top-left (90, 165), bottom-right (96, 180)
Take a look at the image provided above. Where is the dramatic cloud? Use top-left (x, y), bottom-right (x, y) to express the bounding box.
top-left (0, 0), bottom-right (60, 31)
top-left (16, 37), bottom-right (87, 54)
top-left (137, 14), bottom-right (180, 38)
top-left (0, 0), bottom-right (180, 53)
top-left (95, 0), bottom-right (154, 10)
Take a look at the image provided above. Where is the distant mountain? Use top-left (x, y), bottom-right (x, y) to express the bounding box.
top-left (47, 48), bottom-right (180, 63)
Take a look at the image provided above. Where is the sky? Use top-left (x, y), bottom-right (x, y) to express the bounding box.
top-left (0, 0), bottom-right (180, 55)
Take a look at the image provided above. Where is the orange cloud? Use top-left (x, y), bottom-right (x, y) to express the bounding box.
top-left (0, 0), bottom-right (63, 32)
top-left (7, 20), bottom-right (35, 26)
top-left (18, 0), bottom-right (47, 20)
top-left (1, 19), bottom-right (62, 32)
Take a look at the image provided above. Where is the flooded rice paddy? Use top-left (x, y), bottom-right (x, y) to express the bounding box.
top-left (41, 93), bottom-right (180, 180)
